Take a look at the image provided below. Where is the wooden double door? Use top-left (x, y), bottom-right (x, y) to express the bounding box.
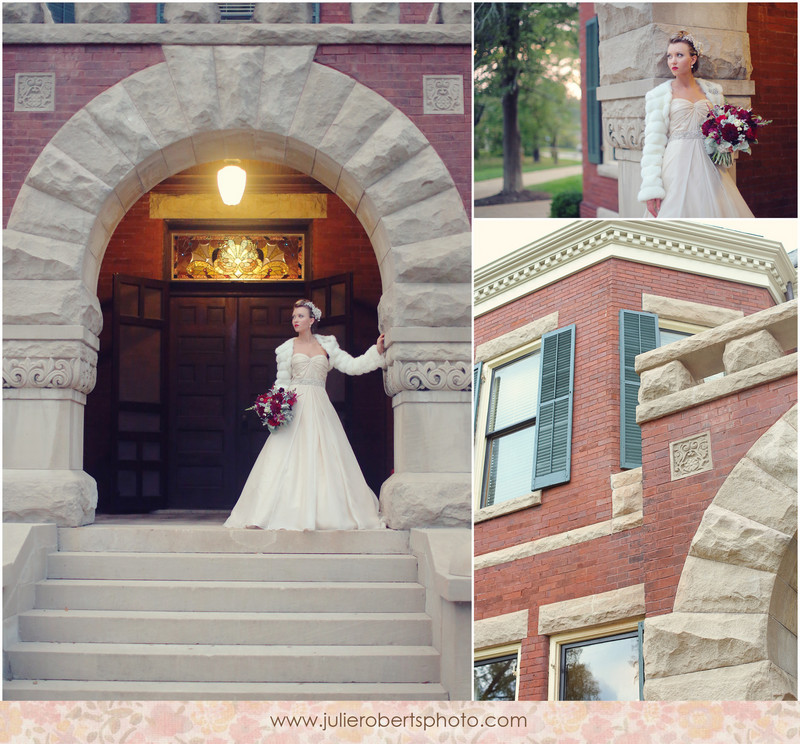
top-left (111, 275), bottom-right (351, 512)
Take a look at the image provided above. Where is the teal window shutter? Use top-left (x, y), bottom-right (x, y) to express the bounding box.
top-left (473, 361), bottom-right (483, 431)
top-left (586, 16), bottom-right (602, 165)
top-left (620, 310), bottom-right (659, 469)
top-left (532, 325), bottom-right (575, 490)
top-left (638, 620), bottom-right (645, 700)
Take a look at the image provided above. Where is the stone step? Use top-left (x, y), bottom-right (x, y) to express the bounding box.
top-left (19, 609), bottom-right (433, 646)
top-left (48, 552), bottom-right (419, 582)
top-left (58, 526), bottom-right (408, 554)
top-left (6, 642), bottom-right (441, 683)
top-left (35, 579), bottom-right (426, 613)
top-left (2, 679), bottom-right (449, 701)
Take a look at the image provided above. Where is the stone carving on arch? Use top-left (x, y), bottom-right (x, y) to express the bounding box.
top-left (3, 45), bottom-right (473, 527)
top-left (644, 405), bottom-right (798, 700)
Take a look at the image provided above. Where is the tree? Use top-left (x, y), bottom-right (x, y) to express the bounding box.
top-left (475, 2), bottom-right (579, 194)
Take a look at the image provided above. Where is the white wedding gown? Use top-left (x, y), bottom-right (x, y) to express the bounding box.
top-left (224, 353), bottom-right (383, 530)
top-left (651, 98), bottom-right (754, 218)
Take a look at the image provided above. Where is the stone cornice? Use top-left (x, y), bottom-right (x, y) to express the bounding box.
top-left (3, 23), bottom-right (471, 46)
top-left (475, 221), bottom-right (796, 316)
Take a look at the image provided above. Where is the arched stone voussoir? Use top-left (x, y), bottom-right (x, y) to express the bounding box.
top-left (213, 46), bottom-right (267, 131)
top-left (379, 232), bottom-right (472, 287)
top-left (7, 184), bottom-right (97, 247)
top-left (289, 63), bottom-right (357, 150)
top-left (162, 45), bottom-right (225, 137)
top-left (49, 109), bottom-right (138, 191)
top-left (378, 282), bottom-right (471, 329)
top-left (358, 146), bottom-right (457, 235)
top-left (3, 229), bottom-right (87, 282)
top-left (256, 45), bottom-right (317, 138)
top-left (746, 414), bottom-right (798, 493)
top-left (3, 280), bottom-right (102, 336)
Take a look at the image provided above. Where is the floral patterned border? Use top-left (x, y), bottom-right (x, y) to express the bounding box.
top-left (1, 701), bottom-right (799, 743)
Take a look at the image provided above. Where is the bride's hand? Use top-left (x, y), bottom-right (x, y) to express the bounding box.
top-left (647, 198), bottom-right (661, 217)
top-left (376, 334), bottom-right (386, 354)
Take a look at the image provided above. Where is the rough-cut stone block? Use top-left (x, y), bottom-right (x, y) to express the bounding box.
top-left (26, 145), bottom-right (112, 216)
top-left (747, 416), bottom-right (798, 493)
top-left (610, 467), bottom-right (642, 490)
top-left (475, 314), bottom-right (560, 363)
top-left (379, 473), bottom-right (471, 529)
top-left (256, 46), bottom-right (316, 137)
top-left (3, 230), bottom-right (85, 282)
top-left (351, 3), bottom-right (400, 24)
top-left (290, 65), bottom-right (357, 149)
top-left (3, 281), bottom-right (102, 336)
top-left (674, 557), bottom-right (774, 614)
top-left (345, 110), bottom-right (429, 191)
top-left (385, 233), bottom-right (472, 285)
top-left (644, 660), bottom-right (794, 701)
top-left (213, 47), bottom-right (266, 130)
top-left (439, 3), bottom-right (471, 24)
top-left (612, 482), bottom-right (642, 518)
top-left (318, 84), bottom-right (396, 166)
top-left (6, 185), bottom-right (95, 247)
top-left (596, 3), bottom-right (652, 40)
top-left (538, 584), bottom-right (645, 635)
top-left (641, 294), bottom-right (743, 326)
top-left (723, 330), bottom-right (785, 374)
top-left (253, 3), bottom-right (313, 23)
top-left (122, 64), bottom-right (193, 150)
top-left (474, 610), bottom-right (528, 650)
top-left (690, 504), bottom-right (793, 573)
top-left (611, 510), bottom-right (643, 532)
top-left (50, 110), bottom-right (136, 190)
top-left (3, 469), bottom-right (97, 527)
top-left (3, 3), bottom-right (43, 23)
top-left (163, 46), bottom-right (222, 134)
top-left (75, 3), bottom-right (130, 23)
top-left (162, 3), bottom-right (220, 23)
top-left (376, 188), bottom-right (470, 250)
top-left (363, 146), bottom-right (455, 225)
top-left (378, 283), bottom-right (470, 329)
top-left (644, 612), bottom-right (768, 679)
top-left (638, 360), bottom-right (696, 402)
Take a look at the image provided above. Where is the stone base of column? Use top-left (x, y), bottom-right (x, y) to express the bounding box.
top-left (379, 471), bottom-right (471, 529)
top-left (3, 469), bottom-right (97, 526)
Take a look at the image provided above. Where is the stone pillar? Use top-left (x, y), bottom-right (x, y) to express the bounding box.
top-left (596, 3), bottom-right (754, 217)
top-left (351, 4), bottom-right (400, 24)
top-left (2, 3), bottom-right (44, 23)
top-left (162, 3), bottom-right (220, 24)
top-left (3, 326), bottom-right (99, 526)
top-left (253, 4), bottom-right (313, 24)
top-left (75, 3), bottom-right (130, 23)
top-left (379, 328), bottom-right (472, 529)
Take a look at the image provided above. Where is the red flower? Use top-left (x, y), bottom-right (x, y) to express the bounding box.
top-left (720, 123), bottom-right (740, 144)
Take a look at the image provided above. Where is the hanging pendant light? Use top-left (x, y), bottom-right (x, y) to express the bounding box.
top-left (217, 160), bottom-right (246, 205)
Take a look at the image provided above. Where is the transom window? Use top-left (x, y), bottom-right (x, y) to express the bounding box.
top-left (559, 631), bottom-right (639, 701)
top-left (482, 350), bottom-right (540, 507)
top-left (474, 652), bottom-right (519, 701)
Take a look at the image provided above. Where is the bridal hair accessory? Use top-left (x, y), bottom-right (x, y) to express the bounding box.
top-left (673, 30), bottom-right (702, 58)
top-left (301, 301), bottom-right (322, 321)
top-left (246, 386), bottom-right (298, 432)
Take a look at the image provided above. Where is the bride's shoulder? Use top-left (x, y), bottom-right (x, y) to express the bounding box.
top-left (646, 80), bottom-right (672, 100)
top-left (276, 338), bottom-right (294, 355)
top-left (314, 334), bottom-right (340, 349)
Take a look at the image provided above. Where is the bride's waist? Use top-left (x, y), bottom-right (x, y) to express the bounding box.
top-left (291, 378), bottom-right (326, 388)
top-left (668, 128), bottom-right (704, 141)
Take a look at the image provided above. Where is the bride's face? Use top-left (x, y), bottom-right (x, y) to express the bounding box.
top-left (667, 42), bottom-right (696, 77)
top-left (291, 306), bottom-right (314, 334)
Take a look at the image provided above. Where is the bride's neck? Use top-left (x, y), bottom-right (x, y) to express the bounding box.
top-left (296, 329), bottom-right (314, 343)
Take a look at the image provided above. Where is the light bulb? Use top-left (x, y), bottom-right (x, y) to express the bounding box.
top-left (217, 163), bottom-right (246, 206)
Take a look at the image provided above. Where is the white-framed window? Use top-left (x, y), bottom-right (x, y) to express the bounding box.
top-left (474, 643), bottom-right (521, 701)
top-left (547, 619), bottom-right (642, 701)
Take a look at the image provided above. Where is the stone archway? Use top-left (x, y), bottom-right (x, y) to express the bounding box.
top-left (3, 46), bottom-right (472, 528)
top-left (643, 405), bottom-right (798, 700)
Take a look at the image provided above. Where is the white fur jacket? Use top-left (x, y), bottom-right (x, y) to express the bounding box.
top-left (273, 334), bottom-right (385, 388)
top-left (638, 78), bottom-right (724, 203)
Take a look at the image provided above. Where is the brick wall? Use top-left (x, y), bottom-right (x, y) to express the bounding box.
top-left (737, 2), bottom-right (798, 217)
top-left (475, 259), bottom-right (775, 559)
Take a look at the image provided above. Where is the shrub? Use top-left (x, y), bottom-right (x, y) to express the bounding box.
top-left (550, 191), bottom-right (582, 218)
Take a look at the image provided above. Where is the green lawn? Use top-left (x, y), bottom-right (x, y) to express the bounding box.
top-left (527, 174), bottom-right (583, 197)
top-left (474, 155), bottom-right (581, 182)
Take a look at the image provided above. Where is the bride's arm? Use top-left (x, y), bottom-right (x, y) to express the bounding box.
top-left (323, 335), bottom-right (386, 376)
top-left (637, 84), bottom-right (670, 204)
top-left (273, 338), bottom-right (293, 388)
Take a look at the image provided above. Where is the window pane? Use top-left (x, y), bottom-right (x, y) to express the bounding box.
top-left (488, 351), bottom-right (540, 433)
top-left (474, 655), bottom-right (517, 701)
top-left (485, 425), bottom-right (536, 506)
top-left (561, 633), bottom-right (639, 701)
top-left (659, 328), bottom-right (691, 347)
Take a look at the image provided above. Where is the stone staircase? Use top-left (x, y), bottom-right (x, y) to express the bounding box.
top-left (3, 525), bottom-right (448, 700)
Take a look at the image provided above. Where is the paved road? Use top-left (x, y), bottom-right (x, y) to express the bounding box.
top-left (474, 164), bottom-right (583, 219)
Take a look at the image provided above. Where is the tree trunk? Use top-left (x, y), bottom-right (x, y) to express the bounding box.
top-left (502, 87), bottom-right (524, 194)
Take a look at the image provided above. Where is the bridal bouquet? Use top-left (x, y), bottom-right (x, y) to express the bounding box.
top-left (701, 104), bottom-right (771, 167)
top-left (246, 386), bottom-right (298, 432)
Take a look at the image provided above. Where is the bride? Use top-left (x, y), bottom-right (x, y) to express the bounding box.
top-left (225, 299), bottom-right (386, 530)
top-left (638, 30), bottom-right (755, 218)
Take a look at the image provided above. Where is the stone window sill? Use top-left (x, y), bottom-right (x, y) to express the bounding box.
top-left (474, 491), bottom-right (542, 523)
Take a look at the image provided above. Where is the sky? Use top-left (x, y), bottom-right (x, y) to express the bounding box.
top-left (473, 219), bottom-right (798, 270)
